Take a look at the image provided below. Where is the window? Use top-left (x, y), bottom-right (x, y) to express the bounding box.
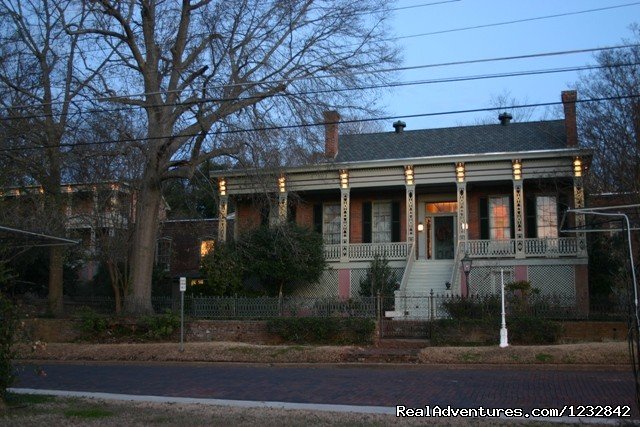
top-left (536, 196), bottom-right (558, 238)
top-left (489, 196), bottom-right (511, 239)
top-left (372, 202), bottom-right (392, 243)
top-left (200, 238), bottom-right (215, 258)
top-left (156, 237), bottom-right (172, 272)
top-left (322, 203), bottom-right (341, 244)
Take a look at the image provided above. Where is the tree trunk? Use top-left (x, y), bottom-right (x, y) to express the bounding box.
top-left (124, 176), bottom-right (162, 315)
top-left (107, 262), bottom-right (122, 315)
top-left (48, 245), bottom-right (64, 316)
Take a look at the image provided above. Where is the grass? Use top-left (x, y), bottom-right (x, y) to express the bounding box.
top-left (535, 353), bottom-right (553, 363)
top-left (64, 407), bottom-right (114, 419)
top-left (1, 394), bottom-right (580, 426)
top-left (5, 393), bottom-right (56, 406)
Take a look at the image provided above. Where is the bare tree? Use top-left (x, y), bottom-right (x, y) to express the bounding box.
top-left (577, 26), bottom-right (640, 202)
top-left (0, 0), bottom-right (113, 315)
top-left (69, 0), bottom-right (398, 314)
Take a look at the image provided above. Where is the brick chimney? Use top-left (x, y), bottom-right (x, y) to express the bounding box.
top-left (561, 90), bottom-right (578, 147)
top-left (323, 110), bottom-right (340, 159)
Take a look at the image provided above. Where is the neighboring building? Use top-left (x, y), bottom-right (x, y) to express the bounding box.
top-left (0, 182), bottom-right (136, 282)
top-left (156, 216), bottom-right (233, 285)
top-left (215, 91), bottom-right (590, 315)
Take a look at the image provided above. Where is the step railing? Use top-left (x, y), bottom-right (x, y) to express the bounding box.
top-left (398, 241), bottom-right (416, 292)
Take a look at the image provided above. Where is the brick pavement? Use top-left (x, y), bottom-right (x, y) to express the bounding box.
top-left (14, 363), bottom-right (638, 416)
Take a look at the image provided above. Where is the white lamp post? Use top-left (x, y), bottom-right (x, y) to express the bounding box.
top-left (499, 268), bottom-right (509, 348)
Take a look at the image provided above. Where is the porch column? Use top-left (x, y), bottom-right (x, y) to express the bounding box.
top-left (513, 180), bottom-right (525, 258)
top-left (340, 188), bottom-right (350, 262)
top-left (456, 182), bottom-right (468, 245)
top-left (218, 195), bottom-right (228, 243)
top-left (405, 185), bottom-right (415, 244)
top-left (217, 177), bottom-right (228, 243)
top-left (278, 192), bottom-right (288, 224)
top-left (574, 173), bottom-right (587, 257)
top-left (339, 169), bottom-right (350, 262)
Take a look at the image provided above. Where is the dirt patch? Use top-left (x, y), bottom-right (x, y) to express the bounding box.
top-left (14, 341), bottom-right (632, 365)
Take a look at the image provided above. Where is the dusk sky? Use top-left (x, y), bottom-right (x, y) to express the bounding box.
top-left (382, 0), bottom-right (639, 130)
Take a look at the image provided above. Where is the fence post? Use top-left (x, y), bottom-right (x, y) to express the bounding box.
top-left (377, 291), bottom-right (382, 340)
top-left (430, 289), bottom-right (434, 321)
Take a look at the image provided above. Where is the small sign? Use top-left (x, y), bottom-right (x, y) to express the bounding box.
top-left (179, 277), bottom-right (187, 292)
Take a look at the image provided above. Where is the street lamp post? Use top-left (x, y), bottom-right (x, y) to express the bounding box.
top-left (461, 253), bottom-right (473, 296)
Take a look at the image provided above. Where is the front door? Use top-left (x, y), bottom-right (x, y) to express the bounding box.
top-left (425, 215), bottom-right (455, 260)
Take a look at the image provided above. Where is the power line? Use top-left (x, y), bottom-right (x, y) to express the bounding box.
top-left (3, 42), bottom-right (638, 111)
top-left (389, 1), bottom-right (640, 41)
top-left (1, 93), bottom-right (638, 153)
top-left (4, 61), bottom-right (640, 122)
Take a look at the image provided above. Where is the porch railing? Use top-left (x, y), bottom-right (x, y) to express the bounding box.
top-left (324, 244), bottom-right (341, 261)
top-left (348, 242), bottom-right (408, 260)
top-left (466, 239), bottom-right (515, 258)
top-left (524, 237), bottom-right (578, 257)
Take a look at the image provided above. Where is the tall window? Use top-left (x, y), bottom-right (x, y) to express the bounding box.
top-left (156, 237), bottom-right (172, 272)
top-left (536, 196), bottom-right (558, 238)
top-left (323, 203), bottom-right (341, 244)
top-left (372, 202), bottom-right (392, 243)
top-left (489, 196), bottom-right (510, 239)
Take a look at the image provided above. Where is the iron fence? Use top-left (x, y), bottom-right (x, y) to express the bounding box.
top-left (57, 295), bottom-right (377, 319)
top-left (21, 292), bottom-right (627, 321)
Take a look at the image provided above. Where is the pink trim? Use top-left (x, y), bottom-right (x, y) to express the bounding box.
top-left (338, 269), bottom-right (351, 299)
top-left (515, 265), bottom-right (527, 282)
top-left (460, 267), bottom-right (468, 297)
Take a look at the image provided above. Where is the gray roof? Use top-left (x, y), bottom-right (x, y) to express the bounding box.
top-left (334, 120), bottom-right (568, 163)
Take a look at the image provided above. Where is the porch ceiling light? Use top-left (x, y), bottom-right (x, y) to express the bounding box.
top-left (417, 222), bottom-right (424, 232)
top-left (278, 175), bottom-right (286, 193)
top-left (404, 165), bottom-right (414, 185)
top-left (573, 157), bottom-right (582, 177)
top-left (218, 178), bottom-right (227, 196)
top-left (455, 162), bottom-right (465, 183)
top-left (339, 169), bottom-right (349, 189)
top-left (512, 159), bottom-right (522, 181)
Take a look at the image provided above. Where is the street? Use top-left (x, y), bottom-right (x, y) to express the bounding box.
top-left (13, 362), bottom-right (638, 417)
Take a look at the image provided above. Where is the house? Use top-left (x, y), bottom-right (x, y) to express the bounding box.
top-left (211, 91), bottom-right (591, 316)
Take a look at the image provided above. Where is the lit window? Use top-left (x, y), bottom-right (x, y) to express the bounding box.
top-left (372, 202), bottom-right (392, 243)
top-left (426, 202), bottom-right (457, 214)
top-left (536, 196), bottom-right (558, 238)
top-left (489, 196), bottom-right (510, 239)
top-left (323, 203), bottom-right (341, 244)
top-left (200, 239), bottom-right (215, 258)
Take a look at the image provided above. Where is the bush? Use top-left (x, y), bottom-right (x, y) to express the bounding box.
top-left (76, 307), bottom-right (109, 337)
top-left (508, 317), bottom-right (562, 345)
top-left (138, 310), bottom-right (180, 340)
top-left (0, 293), bottom-right (19, 404)
top-left (267, 317), bottom-right (375, 345)
top-left (358, 254), bottom-right (398, 297)
top-left (441, 295), bottom-right (501, 319)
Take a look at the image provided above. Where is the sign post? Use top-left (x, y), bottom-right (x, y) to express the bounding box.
top-left (179, 277), bottom-right (186, 352)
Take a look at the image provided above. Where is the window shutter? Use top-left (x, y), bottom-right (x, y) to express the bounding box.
top-left (313, 204), bottom-right (322, 233)
top-left (526, 196), bottom-right (537, 238)
top-left (509, 195), bottom-right (515, 239)
top-left (558, 193), bottom-right (569, 237)
top-left (479, 197), bottom-right (489, 239)
top-left (362, 201), bottom-right (372, 243)
top-left (391, 201), bottom-right (401, 242)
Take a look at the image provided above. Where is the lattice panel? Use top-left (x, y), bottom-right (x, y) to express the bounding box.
top-left (291, 269), bottom-right (339, 298)
top-left (468, 266), bottom-right (514, 295)
top-left (528, 265), bottom-right (575, 297)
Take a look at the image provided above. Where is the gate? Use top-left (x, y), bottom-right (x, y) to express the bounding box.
top-left (378, 293), bottom-right (438, 339)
